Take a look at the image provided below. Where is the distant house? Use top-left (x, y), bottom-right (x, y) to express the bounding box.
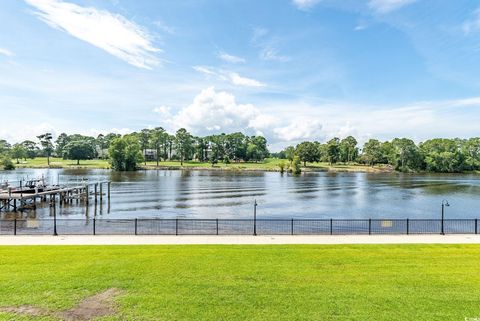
top-left (144, 149), bottom-right (157, 161)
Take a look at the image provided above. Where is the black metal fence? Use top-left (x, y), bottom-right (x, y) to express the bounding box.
top-left (0, 218), bottom-right (479, 236)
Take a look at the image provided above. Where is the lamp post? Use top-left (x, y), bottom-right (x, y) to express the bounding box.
top-left (53, 199), bottom-right (58, 236)
top-left (441, 199), bottom-right (449, 235)
top-left (253, 199), bottom-right (258, 236)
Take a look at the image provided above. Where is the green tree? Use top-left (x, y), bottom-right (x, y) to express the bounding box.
top-left (139, 129), bottom-right (151, 165)
top-left (150, 127), bottom-right (167, 166)
top-left (339, 136), bottom-right (358, 163)
top-left (361, 139), bottom-right (383, 166)
top-left (11, 143), bottom-right (27, 164)
top-left (284, 146), bottom-right (295, 163)
top-left (37, 133), bottom-right (53, 165)
top-left (391, 138), bottom-right (423, 171)
top-left (420, 138), bottom-right (465, 172)
top-left (0, 157), bottom-right (15, 170)
top-left (175, 128), bottom-right (193, 166)
top-left (55, 133), bottom-right (69, 156)
top-left (0, 139), bottom-right (11, 156)
top-left (22, 140), bottom-right (38, 159)
top-left (295, 141), bottom-right (320, 166)
top-left (109, 136), bottom-right (143, 171)
top-left (292, 155), bottom-right (301, 175)
top-left (462, 138), bottom-right (480, 170)
top-left (246, 143), bottom-right (260, 162)
top-left (326, 138), bottom-right (340, 165)
top-left (63, 140), bottom-right (95, 165)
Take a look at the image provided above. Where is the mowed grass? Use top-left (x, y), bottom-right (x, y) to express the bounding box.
top-left (15, 157), bottom-right (110, 169)
top-left (0, 245), bottom-right (480, 320)
top-left (14, 157), bottom-right (386, 172)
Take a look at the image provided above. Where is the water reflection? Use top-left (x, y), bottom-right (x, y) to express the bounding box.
top-left (0, 168), bottom-right (479, 220)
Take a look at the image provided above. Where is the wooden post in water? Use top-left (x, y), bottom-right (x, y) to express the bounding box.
top-left (107, 182), bottom-right (111, 200)
top-left (99, 183), bottom-right (103, 202)
top-left (85, 184), bottom-right (89, 205)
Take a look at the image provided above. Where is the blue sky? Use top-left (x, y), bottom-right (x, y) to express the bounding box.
top-left (1, 0), bottom-right (480, 150)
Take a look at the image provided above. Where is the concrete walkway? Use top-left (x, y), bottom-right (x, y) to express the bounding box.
top-left (1, 234), bottom-right (480, 245)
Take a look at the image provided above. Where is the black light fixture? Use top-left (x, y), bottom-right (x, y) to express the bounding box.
top-left (441, 199), bottom-right (450, 235)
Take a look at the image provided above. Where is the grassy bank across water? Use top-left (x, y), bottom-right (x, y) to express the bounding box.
top-left (12, 157), bottom-right (390, 172)
top-left (0, 244), bottom-right (479, 320)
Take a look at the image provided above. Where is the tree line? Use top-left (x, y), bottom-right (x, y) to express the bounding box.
top-left (275, 136), bottom-right (480, 173)
top-left (1, 131), bottom-right (480, 173)
top-left (0, 128), bottom-right (270, 171)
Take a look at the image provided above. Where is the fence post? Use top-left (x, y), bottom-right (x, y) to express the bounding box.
top-left (216, 218), bottom-right (219, 235)
top-left (406, 218), bottom-right (409, 235)
top-left (134, 218), bottom-right (138, 236)
top-left (291, 218), bottom-right (294, 235)
top-left (175, 218), bottom-right (178, 236)
top-left (14, 218), bottom-right (17, 236)
top-left (368, 219), bottom-right (372, 235)
top-left (93, 218), bottom-right (96, 235)
top-left (476, 219), bottom-right (478, 235)
top-left (330, 218), bottom-right (333, 235)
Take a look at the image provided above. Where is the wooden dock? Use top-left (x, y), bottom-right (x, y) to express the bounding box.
top-left (0, 181), bottom-right (111, 212)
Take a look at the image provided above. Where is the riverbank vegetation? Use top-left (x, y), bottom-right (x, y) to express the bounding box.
top-left (1, 129), bottom-right (479, 173)
top-left (0, 245), bottom-right (479, 320)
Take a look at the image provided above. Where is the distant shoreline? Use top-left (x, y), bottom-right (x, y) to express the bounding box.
top-left (7, 157), bottom-right (395, 173)
top-left (7, 157), bottom-right (479, 174)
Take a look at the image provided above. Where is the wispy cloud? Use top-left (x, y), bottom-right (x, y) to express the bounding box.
top-left (251, 28), bottom-right (290, 62)
top-left (192, 66), bottom-right (266, 88)
top-left (25, 0), bottom-right (161, 69)
top-left (228, 72), bottom-right (265, 87)
top-left (192, 65), bottom-right (216, 75)
top-left (0, 48), bottom-right (14, 57)
top-left (354, 20), bottom-right (369, 31)
top-left (218, 51), bottom-right (246, 64)
top-left (292, 0), bottom-right (321, 10)
top-left (154, 19), bottom-right (175, 35)
top-left (368, 0), bottom-right (417, 14)
top-left (463, 8), bottom-right (480, 35)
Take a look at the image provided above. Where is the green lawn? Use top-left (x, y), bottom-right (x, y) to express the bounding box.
top-left (0, 245), bottom-right (480, 320)
top-left (15, 157), bottom-right (110, 169)
top-left (14, 157), bottom-right (386, 172)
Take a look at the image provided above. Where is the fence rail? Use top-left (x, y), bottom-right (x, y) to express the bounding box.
top-left (0, 218), bottom-right (479, 236)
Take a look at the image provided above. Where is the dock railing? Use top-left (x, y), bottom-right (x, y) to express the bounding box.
top-left (0, 218), bottom-right (478, 236)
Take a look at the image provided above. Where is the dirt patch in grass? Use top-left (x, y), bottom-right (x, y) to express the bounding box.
top-left (60, 288), bottom-right (123, 320)
top-left (0, 288), bottom-right (124, 320)
top-left (0, 305), bottom-right (48, 316)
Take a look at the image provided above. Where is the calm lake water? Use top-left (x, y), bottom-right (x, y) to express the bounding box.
top-left (1, 168), bottom-right (479, 220)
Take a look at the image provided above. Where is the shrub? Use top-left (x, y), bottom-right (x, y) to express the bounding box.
top-left (1, 157), bottom-right (15, 170)
top-left (292, 156), bottom-right (301, 175)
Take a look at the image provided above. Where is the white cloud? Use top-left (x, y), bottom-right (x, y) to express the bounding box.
top-left (171, 87), bottom-right (267, 135)
top-left (0, 122), bottom-right (57, 143)
top-left (0, 48), bottom-right (13, 57)
top-left (251, 28), bottom-right (290, 62)
top-left (154, 20), bottom-right (175, 35)
top-left (463, 9), bottom-right (480, 35)
top-left (153, 105), bottom-right (172, 115)
top-left (155, 87), bottom-right (323, 146)
top-left (368, 0), bottom-right (417, 14)
top-left (292, 0), bottom-right (321, 10)
top-left (193, 66), bottom-right (266, 88)
top-left (218, 52), bottom-right (246, 64)
top-left (192, 65), bottom-right (216, 76)
top-left (88, 127), bottom-right (133, 137)
top-left (354, 20), bottom-right (369, 31)
top-left (274, 118), bottom-right (323, 141)
top-left (228, 72), bottom-right (266, 87)
top-left (25, 0), bottom-right (161, 69)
